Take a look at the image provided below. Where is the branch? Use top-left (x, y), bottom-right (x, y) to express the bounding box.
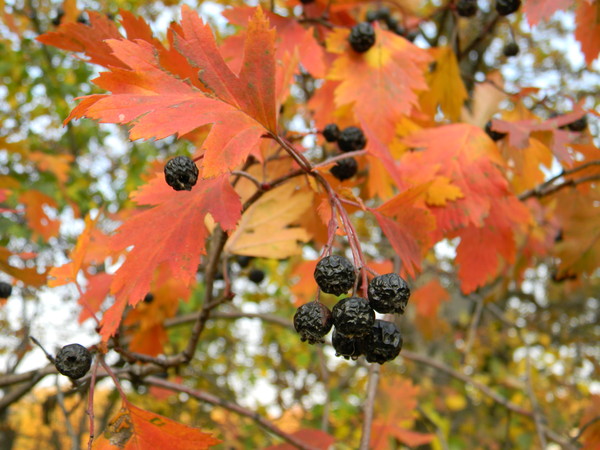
top-left (571, 415), bottom-right (600, 444)
top-left (524, 347), bottom-right (547, 448)
top-left (519, 161), bottom-right (600, 200)
top-left (143, 376), bottom-right (320, 450)
top-left (358, 363), bottom-right (380, 450)
top-left (165, 309), bottom-right (294, 330)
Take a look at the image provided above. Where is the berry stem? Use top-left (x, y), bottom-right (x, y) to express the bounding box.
top-left (86, 356), bottom-right (100, 450)
top-left (98, 355), bottom-right (128, 402)
top-left (359, 363), bottom-right (381, 450)
top-left (311, 149), bottom-right (367, 170)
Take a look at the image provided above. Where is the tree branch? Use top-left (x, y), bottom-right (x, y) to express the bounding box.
top-left (358, 363), bottom-right (380, 450)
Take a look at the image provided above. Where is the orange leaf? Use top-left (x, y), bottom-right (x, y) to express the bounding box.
top-left (265, 428), bottom-right (335, 450)
top-left (99, 175), bottom-right (241, 340)
top-left (327, 25), bottom-right (430, 141)
top-left (0, 247), bottom-right (47, 287)
top-left (92, 400), bottom-right (220, 449)
top-left (19, 190), bottom-right (60, 241)
top-left (28, 151), bottom-right (74, 185)
top-left (78, 272), bottom-right (112, 323)
top-left (412, 279), bottom-right (450, 317)
top-left (523, 0), bottom-right (573, 26)
top-left (579, 395), bottom-right (600, 450)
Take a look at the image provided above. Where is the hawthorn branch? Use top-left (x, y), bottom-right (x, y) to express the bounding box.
top-left (358, 363), bottom-right (380, 450)
top-left (571, 416), bottom-right (600, 443)
top-left (143, 376), bottom-right (319, 450)
top-left (524, 347), bottom-right (547, 449)
top-left (519, 161), bottom-right (600, 200)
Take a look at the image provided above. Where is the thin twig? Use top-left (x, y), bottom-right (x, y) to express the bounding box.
top-left (359, 364), bottom-right (380, 450)
top-left (87, 356), bottom-right (100, 450)
top-left (519, 174), bottom-right (600, 200)
top-left (524, 346), bottom-right (547, 448)
top-left (54, 377), bottom-right (79, 450)
top-left (143, 376), bottom-right (319, 450)
top-left (461, 296), bottom-right (484, 366)
top-left (571, 416), bottom-right (600, 443)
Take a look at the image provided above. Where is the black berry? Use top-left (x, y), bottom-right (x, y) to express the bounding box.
top-left (496, 0), bottom-right (521, 16)
top-left (365, 10), bottom-right (379, 22)
top-left (364, 320), bottom-right (403, 364)
top-left (314, 255), bottom-right (356, 296)
top-left (332, 327), bottom-right (365, 360)
top-left (236, 255), bottom-right (254, 268)
top-left (54, 344), bottom-right (92, 379)
top-left (485, 120), bottom-right (507, 141)
top-left (294, 302), bottom-right (333, 344)
top-left (51, 8), bottom-right (64, 26)
top-left (323, 123), bottom-right (340, 142)
top-left (164, 156), bottom-right (199, 191)
top-left (249, 268), bottom-right (265, 284)
top-left (338, 126), bottom-right (367, 152)
top-left (143, 293), bottom-right (154, 303)
top-left (0, 282), bottom-right (12, 299)
top-left (348, 22), bottom-right (376, 53)
top-left (332, 296), bottom-right (375, 337)
top-left (567, 115), bottom-right (587, 132)
top-left (456, 0), bottom-right (478, 17)
top-left (377, 6), bottom-right (391, 22)
top-left (503, 42), bottom-right (519, 57)
top-left (368, 273), bottom-right (410, 314)
top-left (300, 0), bottom-right (315, 4)
top-left (330, 157), bottom-right (358, 181)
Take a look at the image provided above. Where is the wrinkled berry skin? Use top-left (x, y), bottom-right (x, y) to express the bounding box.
top-left (567, 115), bottom-right (587, 132)
top-left (314, 255), bottom-right (356, 295)
top-left (457, 0), bottom-right (478, 16)
top-left (365, 320), bottom-right (403, 364)
top-left (485, 120), bottom-right (507, 141)
top-left (323, 124), bottom-right (340, 142)
top-left (0, 281), bottom-right (12, 299)
top-left (496, 0), bottom-right (521, 15)
top-left (330, 157), bottom-right (358, 181)
top-left (55, 344), bottom-right (93, 379)
top-left (332, 327), bottom-right (365, 360)
top-left (294, 302), bottom-right (333, 344)
top-left (368, 273), bottom-right (410, 314)
top-left (348, 22), bottom-right (376, 53)
top-left (164, 156), bottom-right (199, 191)
top-left (332, 297), bottom-right (375, 337)
top-left (338, 126), bottom-right (367, 152)
top-left (503, 42), bottom-right (519, 57)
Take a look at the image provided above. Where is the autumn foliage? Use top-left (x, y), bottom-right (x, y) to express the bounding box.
top-left (1, 0), bottom-right (599, 448)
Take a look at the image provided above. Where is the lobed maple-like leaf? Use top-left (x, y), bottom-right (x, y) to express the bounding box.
top-left (98, 175), bottom-right (241, 340)
top-left (92, 400), bottom-right (221, 449)
top-left (412, 279), bottom-right (450, 317)
top-left (0, 247), bottom-right (47, 287)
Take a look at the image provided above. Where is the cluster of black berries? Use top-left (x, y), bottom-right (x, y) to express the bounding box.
top-left (321, 124), bottom-right (367, 181)
top-left (54, 344), bottom-right (93, 379)
top-left (0, 281), bottom-right (12, 299)
top-left (164, 155), bottom-right (199, 191)
top-left (294, 255), bottom-right (410, 364)
top-left (235, 255), bottom-right (265, 284)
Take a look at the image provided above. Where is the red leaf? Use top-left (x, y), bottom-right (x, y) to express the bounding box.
top-left (575, 0), bottom-right (600, 65)
top-left (98, 175), bottom-right (241, 340)
top-left (265, 428), bottom-right (335, 450)
top-left (19, 190), bottom-right (60, 242)
top-left (412, 279), bottom-right (450, 317)
top-left (92, 400), bottom-right (221, 449)
top-left (523, 0), bottom-right (573, 26)
top-left (78, 272), bottom-right (112, 323)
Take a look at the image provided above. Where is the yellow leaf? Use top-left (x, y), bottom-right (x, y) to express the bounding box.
top-left (426, 176), bottom-right (464, 206)
top-left (445, 393), bottom-right (467, 411)
top-left (461, 71), bottom-right (507, 127)
top-left (225, 183), bottom-right (312, 259)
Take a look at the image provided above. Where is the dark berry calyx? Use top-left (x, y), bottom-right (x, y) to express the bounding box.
top-left (332, 296), bottom-right (375, 337)
top-left (503, 42), bottom-right (519, 57)
top-left (330, 157), bottom-right (358, 181)
top-left (456, 0), bottom-right (478, 17)
top-left (249, 269), bottom-right (265, 284)
top-left (294, 302), bottom-right (333, 344)
top-left (314, 255), bottom-right (356, 296)
top-left (338, 126), bottom-right (367, 152)
top-left (364, 320), bottom-right (403, 364)
top-left (496, 0), bottom-right (521, 16)
top-left (485, 120), bottom-right (507, 141)
top-left (164, 156), bottom-right (199, 191)
top-left (54, 344), bottom-right (93, 379)
top-left (0, 281), bottom-right (12, 299)
top-left (323, 123), bottom-right (340, 142)
top-left (348, 22), bottom-right (376, 53)
top-left (567, 115), bottom-right (587, 132)
top-left (368, 273), bottom-right (410, 314)
top-left (332, 327), bottom-right (365, 360)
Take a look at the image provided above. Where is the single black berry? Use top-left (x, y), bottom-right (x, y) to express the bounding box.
top-left (364, 320), bottom-right (403, 364)
top-left (249, 268), bottom-right (265, 284)
top-left (300, 0), bottom-right (315, 4)
top-left (294, 302), bottom-right (333, 344)
top-left (164, 156), bottom-right (199, 191)
top-left (365, 10), bottom-right (379, 22)
top-left (236, 255), bottom-right (254, 268)
top-left (332, 327), bottom-right (365, 360)
top-left (485, 120), bottom-right (507, 141)
top-left (338, 126), bottom-right (367, 152)
top-left (495, 0), bottom-right (521, 16)
top-left (377, 6), bottom-right (391, 22)
top-left (567, 115), bottom-right (587, 132)
top-left (76, 12), bottom-right (90, 25)
top-left (456, 0), bottom-right (478, 17)
top-left (51, 8), bottom-right (64, 26)
top-left (323, 123), bottom-right (340, 142)
top-left (0, 282), bottom-right (12, 299)
top-left (332, 296), bottom-right (375, 337)
top-left (143, 293), bottom-right (154, 303)
top-left (503, 42), bottom-right (519, 57)
top-left (314, 255), bottom-right (356, 296)
top-left (348, 22), bottom-right (376, 53)
top-left (367, 273), bottom-right (410, 314)
top-left (54, 344), bottom-right (93, 379)
top-left (330, 157), bottom-right (358, 181)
